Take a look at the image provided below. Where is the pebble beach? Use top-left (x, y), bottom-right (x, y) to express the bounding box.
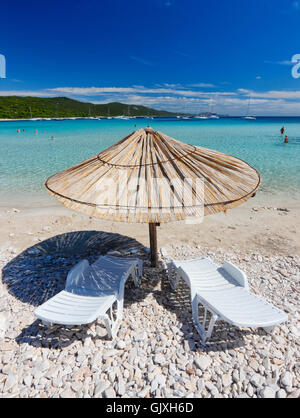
top-left (0, 218), bottom-right (299, 398)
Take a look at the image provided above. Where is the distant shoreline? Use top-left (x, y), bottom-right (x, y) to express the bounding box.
top-left (1, 115), bottom-right (300, 122)
top-left (0, 116), bottom-right (145, 122)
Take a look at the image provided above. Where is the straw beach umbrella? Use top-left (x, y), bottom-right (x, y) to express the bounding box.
top-left (45, 127), bottom-right (260, 266)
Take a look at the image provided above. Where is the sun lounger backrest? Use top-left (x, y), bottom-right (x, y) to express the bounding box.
top-left (65, 259), bottom-right (90, 293)
top-left (65, 255), bottom-right (141, 297)
top-left (222, 261), bottom-right (249, 291)
top-left (65, 259), bottom-right (117, 297)
top-left (92, 255), bottom-right (140, 287)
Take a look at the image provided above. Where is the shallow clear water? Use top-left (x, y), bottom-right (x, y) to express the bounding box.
top-left (0, 117), bottom-right (299, 200)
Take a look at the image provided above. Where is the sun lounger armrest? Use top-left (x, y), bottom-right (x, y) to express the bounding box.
top-left (222, 261), bottom-right (249, 291)
top-left (65, 259), bottom-right (90, 292)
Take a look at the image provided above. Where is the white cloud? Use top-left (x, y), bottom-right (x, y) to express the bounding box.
top-left (264, 59), bottom-right (294, 66)
top-left (130, 56), bottom-right (154, 66)
top-left (48, 85), bottom-right (235, 97)
top-left (0, 90), bottom-right (56, 97)
top-left (238, 88), bottom-right (300, 99)
top-left (90, 93), bottom-right (300, 115)
top-left (174, 51), bottom-right (192, 58)
top-left (188, 83), bottom-right (216, 88)
top-left (161, 83), bottom-right (184, 88)
top-left (278, 60), bottom-right (294, 66)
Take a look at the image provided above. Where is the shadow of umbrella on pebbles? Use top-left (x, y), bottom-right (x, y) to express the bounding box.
top-left (2, 230), bottom-right (147, 307)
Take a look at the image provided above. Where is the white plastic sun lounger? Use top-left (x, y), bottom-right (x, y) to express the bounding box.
top-left (35, 255), bottom-right (143, 338)
top-left (167, 258), bottom-right (288, 343)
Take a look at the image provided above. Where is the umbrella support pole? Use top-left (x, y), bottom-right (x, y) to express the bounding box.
top-left (149, 223), bottom-right (159, 267)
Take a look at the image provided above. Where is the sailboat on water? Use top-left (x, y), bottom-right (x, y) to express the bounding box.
top-left (195, 97), bottom-right (217, 119)
top-left (193, 103), bottom-right (207, 119)
top-left (181, 103), bottom-right (191, 119)
top-left (243, 95), bottom-right (256, 120)
top-left (208, 96), bottom-right (220, 119)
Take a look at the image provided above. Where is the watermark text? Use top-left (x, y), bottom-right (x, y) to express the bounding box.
top-left (0, 53), bottom-right (6, 78)
top-left (92, 174), bottom-right (205, 224)
top-left (292, 54), bottom-right (300, 79)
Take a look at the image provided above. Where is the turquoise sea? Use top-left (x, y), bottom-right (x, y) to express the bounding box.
top-left (0, 117), bottom-right (299, 201)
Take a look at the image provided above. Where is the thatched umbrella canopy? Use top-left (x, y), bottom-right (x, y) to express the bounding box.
top-left (46, 127), bottom-right (260, 266)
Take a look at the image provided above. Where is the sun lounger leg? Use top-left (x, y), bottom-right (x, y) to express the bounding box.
top-left (192, 296), bottom-right (206, 342)
top-left (102, 314), bottom-right (113, 339)
top-left (192, 296), bottom-right (219, 343)
top-left (132, 265), bottom-right (141, 287)
top-left (137, 261), bottom-right (143, 280)
top-left (116, 298), bottom-right (124, 323)
top-left (99, 298), bottom-right (123, 340)
top-left (206, 313), bottom-right (218, 341)
top-left (263, 326), bottom-right (275, 334)
top-left (100, 312), bottom-right (120, 339)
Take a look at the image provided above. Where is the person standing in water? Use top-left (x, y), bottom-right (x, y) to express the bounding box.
top-left (284, 135), bottom-right (288, 144)
top-left (280, 126), bottom-right (285, 135)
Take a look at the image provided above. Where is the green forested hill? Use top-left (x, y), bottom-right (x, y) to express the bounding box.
top-left (0, 96), bottom-right (177, 119)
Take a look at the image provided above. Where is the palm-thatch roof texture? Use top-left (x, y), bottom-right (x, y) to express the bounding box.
top-left (46, 127), bottom-right (260, 224)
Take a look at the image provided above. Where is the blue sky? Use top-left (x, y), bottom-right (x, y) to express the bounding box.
top-left (1, 0), bottom-right (300, 115)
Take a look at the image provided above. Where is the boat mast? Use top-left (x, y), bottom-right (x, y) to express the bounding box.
top-left (246, 95), bottom-right (251, 116)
